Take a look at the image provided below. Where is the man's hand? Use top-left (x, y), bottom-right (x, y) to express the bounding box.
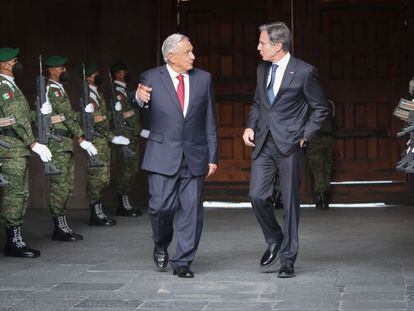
top-left (206, 163), bottom-right (217, 178)
top-left (136, 83), bottom-right (152, 103)
top-left (242, 128), bottom-right (255, 147)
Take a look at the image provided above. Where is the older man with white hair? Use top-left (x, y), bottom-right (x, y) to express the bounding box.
top-left (134, 33), bottom-right (218, 278)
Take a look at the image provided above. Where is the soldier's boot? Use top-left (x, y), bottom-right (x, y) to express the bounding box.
top-left (116, 194), bottom-right (143, 217)
top-left (272, 190), bottom-right (284, 210)
top-left (89, 200), bottom-right (117, 226)
top-left (52, 215), bottom-right (83, 242)
top-left (315, 192), bottom-right (329, 210)
top-left (4, 226), bottom-right (41, 258)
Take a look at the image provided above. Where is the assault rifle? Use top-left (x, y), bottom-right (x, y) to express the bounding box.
top-left (79, 64), bottom-right (104, 167)
top-left (35, 55), bottom-right (61, 176)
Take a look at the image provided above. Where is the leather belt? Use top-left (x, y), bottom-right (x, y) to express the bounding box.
top-left (53, 129), bottom-right (73, 138)
top-left (0, 116), bottom-right (16, 127)
top-left (51, 113), bottom-right (66, 124)
top-left (1, 129), bottom-right (17, 137)
top-left (94, 114), bottom-right (106, 123)
top-left (123, 109), bottom-right (135, 119)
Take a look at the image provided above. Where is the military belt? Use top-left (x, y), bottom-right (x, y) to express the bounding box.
top-left (123, 109), bottom-right (135, 119)
top-left (1, 129), bottom-right (17, 138)
top-left (0, 116), bottom-right (16, 127)
top-left (94, 114), bottom-right (106, 123)
top-left (53, 129), bottom-right (73, 138)
top-left (51, 113), bottom-right (66, 124)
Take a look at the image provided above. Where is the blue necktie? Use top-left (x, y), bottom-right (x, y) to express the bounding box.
top-left (266, 64), bottom-right (278, 105)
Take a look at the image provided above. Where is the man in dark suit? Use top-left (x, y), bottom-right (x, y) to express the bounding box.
top-left (135, 33), bottom-right (218, 278)
top-left (242, 22), bottom-right (328, 278)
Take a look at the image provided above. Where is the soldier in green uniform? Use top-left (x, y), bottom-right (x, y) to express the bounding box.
top-left (83, 63), bottom-right (130, 226)
top-left (110, 63), bottom-right (142, 217)
top-left (307, 100), bottom-right (335, 209)
top-left (0, 47), bottom-right (54, 257)
top-left (45, 55), bottom-right (98, 241)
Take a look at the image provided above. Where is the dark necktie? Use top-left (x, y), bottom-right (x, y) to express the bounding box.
top-left (177, 74), bottom-right (185, 111)
top-left (266, 64), bottom-right (278, 105)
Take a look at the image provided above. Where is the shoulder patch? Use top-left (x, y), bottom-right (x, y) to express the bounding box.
top-left (52, 89), bottom-right (63, 97)
top-left (0, 80), bottom-right (15, 91)
top-left (1, 90), bottom-right (13, 101)
top-left (117, 94), bottom-right (125, 101)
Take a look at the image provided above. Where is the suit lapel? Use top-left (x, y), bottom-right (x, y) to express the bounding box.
top-left (272, 57), bottom-right (297, 107)
top-left (159, 65), bottom-right (184, 115)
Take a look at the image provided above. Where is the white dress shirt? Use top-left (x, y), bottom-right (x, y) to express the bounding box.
top-left (266, 52), bottom-right (291, 98)
top-left (166, 64), bottom-right (190, 117)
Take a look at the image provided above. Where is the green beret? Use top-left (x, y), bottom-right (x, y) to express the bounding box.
top-left (80, 63), bottom-right (98, 78)
top-left (0, 47), bottom-right (20, 62)
top-left (110, 63), bottom-right (128, 75)
top-left (45, 56), bottom-right (68, 68)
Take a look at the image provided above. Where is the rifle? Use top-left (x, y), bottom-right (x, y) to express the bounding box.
top-left (79, 64), bottom-right (104, 167)
top-left (108, 69), bottom-right (136, 158)
top-left (36, 55), bottom-right (61, 176)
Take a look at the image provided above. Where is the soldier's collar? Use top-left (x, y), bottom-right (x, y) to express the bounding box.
top-left (114, 80), bottom-right (126, 88)
top-left (0, 74), bottom-right (15, 84)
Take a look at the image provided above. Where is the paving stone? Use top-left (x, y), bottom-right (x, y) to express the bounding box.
top-left (52, 283), bottom-right (125, 291)
top-left (205, 302), bottom-right (275, 310)
top-left (341, 300), bottom-right (407, 310)
top-left (7, 298), bottom-right (83, 311)
top-left (75, 298), bottom-right (143, 308)
top-left (137, 300), bottom-right (208, 310)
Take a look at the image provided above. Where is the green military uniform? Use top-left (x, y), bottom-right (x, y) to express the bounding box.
top-left (307, 101), bottom-right (334, 208)
top-left (113, 80), bottom-right (141, 195)
top-left (0, 74), bottom-right (34, 227)
top-left (0, 47), bottom-right (41, 257)
top-left (47, 79), bottom-right (83, 216)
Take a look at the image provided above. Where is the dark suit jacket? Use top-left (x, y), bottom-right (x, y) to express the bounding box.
top-left (246, 56), bottom-right (328, 158)
top-left (138, 65), bottom-right (218, 176)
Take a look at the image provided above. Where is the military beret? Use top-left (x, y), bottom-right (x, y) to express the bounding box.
top-left (45, 56), bottom-right (68, 68)
top-left (110, 63), bottom-right (128, 75)
top-left (80, 63), bottom-right (98, 78)
top-left (0, 47), bottom-right (19, 62)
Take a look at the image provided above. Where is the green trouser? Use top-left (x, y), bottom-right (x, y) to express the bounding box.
top-left (87, 137), bottom-right (110, 204)
top-left (115, 140), bottom-right (139, 195)
top-left (49, 151), bottom-right (74, 217)
top-left (0, 156), bottom-right (29, 227)
top-left (307, 136), bottom-right (334, 193)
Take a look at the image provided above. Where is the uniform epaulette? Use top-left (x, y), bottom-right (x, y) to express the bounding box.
top-left (0, 79), bottom-right (15, 92)
top-left (90, 92), bottom-right (98, 102)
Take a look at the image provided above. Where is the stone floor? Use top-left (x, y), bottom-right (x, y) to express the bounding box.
top-left (0, 205), bottom-right (414, 310)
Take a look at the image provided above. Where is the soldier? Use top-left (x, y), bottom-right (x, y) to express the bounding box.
top-left (307, 100), bottom-right (335, 210)
top-left (45, 55), bottom-right (98, 241)
top-left (83, 63), bottom-right (130, 226)
top-left (0, 47), bottom-right (54, 257)
top-left (110, 63), bottom-right (142, 217)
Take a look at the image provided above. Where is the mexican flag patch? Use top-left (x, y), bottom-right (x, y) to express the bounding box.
top-left (53, 90), bottom-right (62, 97)
top-left (117, 94), bottom-right (124, 101)
top-left (1, 91), bottom-right (12, 101)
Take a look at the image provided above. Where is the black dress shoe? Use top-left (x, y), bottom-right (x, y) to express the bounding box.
top-left (260, 242), bottom-right (282, 267)
top-left (173, 266), bottom-right (194, 278)
top-left (278, 264), bottom-right (295, 278)
top-left (153, 247), bottom-right (169, 271)
top-left (4, 244), bottom-right (41, 258)
top-left (52, 230), bottom-right (78, 242)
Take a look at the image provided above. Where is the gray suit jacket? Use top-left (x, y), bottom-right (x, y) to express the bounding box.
top-left (246, 56), bottom-right (328, 158)
top-left (138, 65), bottom-right (218, 176)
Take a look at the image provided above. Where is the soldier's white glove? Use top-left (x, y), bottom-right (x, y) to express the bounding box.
top-left (85, 103), bottom-right (95, 113)
top-left (111, 135), bottom-right (130, 145)
top-left (79, 140), bottom-right (98, 156)
top-left (31, 142), bottom-right (53, 162)
top-left (40, 100), bottom-right (52, 115)
top-left (114, 101), bottom-right (122, 111)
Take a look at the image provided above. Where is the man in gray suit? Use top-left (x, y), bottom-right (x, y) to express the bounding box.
top-left (243, 22), bottom-right (328, 278)
top-left (135, 34), bottom-right (218, 278)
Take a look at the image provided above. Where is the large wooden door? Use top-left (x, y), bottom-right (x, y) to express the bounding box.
top-left (160, 0), bottom-right (414, 203)
top-left (300, 1), bottom-right (412, 203)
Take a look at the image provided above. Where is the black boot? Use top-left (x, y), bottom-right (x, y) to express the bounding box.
top-left (116, 194), bottom-right (143, 217)
top-left (52, 215), bottom-right (83, 242)
top-left (4, 226), bottom-right (41, 258)
top-left (315, 192), bottom-right (329, 210)
top-left (89, 200), bottom-right (117, 226)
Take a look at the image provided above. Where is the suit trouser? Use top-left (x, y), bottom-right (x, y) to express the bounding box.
top-left (249, 134), bottom-right (304, 265)
top-left (147, 156), bottom-right (204, 269)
